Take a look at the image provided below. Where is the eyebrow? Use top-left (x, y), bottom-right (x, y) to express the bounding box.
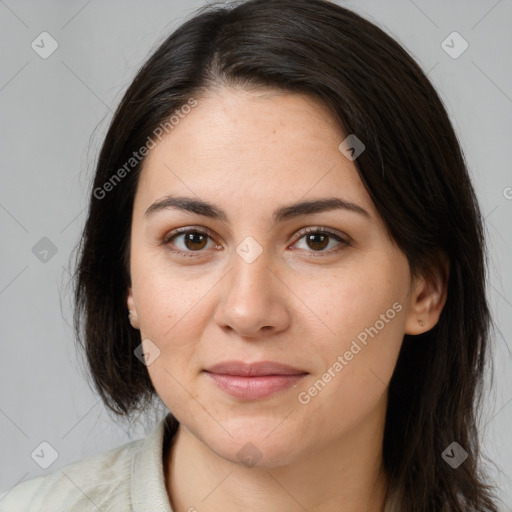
top-left (144, 195), bottom-right (370, 223)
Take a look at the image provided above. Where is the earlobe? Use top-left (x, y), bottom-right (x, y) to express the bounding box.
top-left (127, 287), bottom-right (140, 329)
top-left (405, 254), bottom-right (450, 335)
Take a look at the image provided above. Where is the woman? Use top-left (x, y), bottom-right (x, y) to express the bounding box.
top-left (0, 0), bottom-right (502, 510)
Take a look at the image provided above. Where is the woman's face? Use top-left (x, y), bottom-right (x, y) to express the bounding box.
top-left (127, 86), bottom-right (421, 467)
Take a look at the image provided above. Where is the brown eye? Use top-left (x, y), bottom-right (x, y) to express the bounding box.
top-left (164, 228), bottom-right (218, 255)
top-left (292, 228), bottom-right (349, 256)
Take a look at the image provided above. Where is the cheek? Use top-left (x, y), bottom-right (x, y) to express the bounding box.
top-left (137, 274), bottom-right (206, 418)
top-left (300, 261), bottom-right (405, 353)
top-left (131, 254), bottom-right (229, 358)
top-left (130, 263), bottom-right (207, 394)
top-left (133, 256), bottom-right (209, 340)
top-left (294, 262), bottom-right (406, 416)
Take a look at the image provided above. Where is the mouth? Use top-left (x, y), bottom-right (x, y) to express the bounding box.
top-left (203, 360), bottom-right (308, 400)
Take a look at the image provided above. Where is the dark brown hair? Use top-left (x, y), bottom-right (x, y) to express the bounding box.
top-left (72, 0), bottom-right (501, 509)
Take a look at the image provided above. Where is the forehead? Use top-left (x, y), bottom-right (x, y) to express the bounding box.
top-left (134, 86), bottom-right (377, 222)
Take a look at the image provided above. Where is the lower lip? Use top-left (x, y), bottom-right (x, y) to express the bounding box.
top-left (205, 372), bottom-right (307, 400)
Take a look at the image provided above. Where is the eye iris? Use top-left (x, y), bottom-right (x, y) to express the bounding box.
top-left (184, 232), bottom-right (208, 250)
top-left (306, 233), bottom-right (329, 251)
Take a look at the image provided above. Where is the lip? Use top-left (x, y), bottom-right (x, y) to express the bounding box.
top-left (205, 360), bottom-right (307, 376)
top-left (203, 360), bottom-right (308, 400)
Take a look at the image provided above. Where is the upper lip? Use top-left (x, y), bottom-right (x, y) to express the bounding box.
top-left (204, 360), bottom-right (308, 376)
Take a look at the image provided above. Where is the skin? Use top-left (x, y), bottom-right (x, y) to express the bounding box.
top-left (127, 86), bottom-right (448, 512)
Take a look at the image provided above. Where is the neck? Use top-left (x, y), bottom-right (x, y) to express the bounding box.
top-left (164, 404), bottom-right (389, 512)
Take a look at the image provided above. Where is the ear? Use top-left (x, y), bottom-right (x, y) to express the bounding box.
top-left (127, 287), bottom-right (140, 330)
top-left (405, 252), bottom-right (450, 335)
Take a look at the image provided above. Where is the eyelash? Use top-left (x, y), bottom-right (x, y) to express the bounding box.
top-left (162, 226), bottom-right (350, 259)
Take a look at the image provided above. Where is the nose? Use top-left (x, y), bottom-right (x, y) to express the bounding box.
top-left (213, 246), bottom-right (291, 339)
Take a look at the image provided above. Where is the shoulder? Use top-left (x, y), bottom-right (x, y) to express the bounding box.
top-left (0, 436), bottom-right (144, 512)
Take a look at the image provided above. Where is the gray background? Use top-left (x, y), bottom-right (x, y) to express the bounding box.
top-left (0, 0), bottom-right (511, 507)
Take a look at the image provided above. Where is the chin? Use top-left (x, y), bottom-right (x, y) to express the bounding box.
top-left (198, 420), bottom-right (306, 469)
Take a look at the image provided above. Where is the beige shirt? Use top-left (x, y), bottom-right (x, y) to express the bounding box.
top-left (0, 413), bottom-right (177, 511)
